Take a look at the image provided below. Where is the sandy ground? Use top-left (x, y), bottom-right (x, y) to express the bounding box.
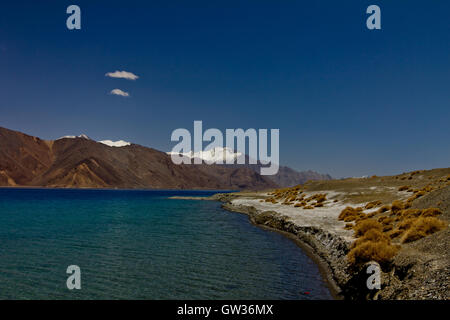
top-left (231, 191), bottom-right (356, 242)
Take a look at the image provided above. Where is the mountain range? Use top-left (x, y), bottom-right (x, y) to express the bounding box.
top-left (0, 127), bottom-right (331, 190)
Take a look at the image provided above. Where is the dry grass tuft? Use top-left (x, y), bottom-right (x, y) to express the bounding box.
top-left (347, 241), bottom-right (399, 266)
top-left (353, 219), bottom-right (383, 237)
top-left (400, 208), bottom-right (422, 218)
top-left (364, 200), bottom-right (382, 209)
top-left (314, 202), bottom-right (324, 207)
top-left (344, 223), bottom-right (354, 230)
top-left (390, 200), bottom-right (405, 214)
top-left (351, 229), bottom-right (390, 248)
top-left (401, 217), bottom-right (447, 243)
top-left (388, 228), bottom-right (404, 239)
top-left (397, 218), bottom-right (417, 231)
top-left (338, 206), bottom-right (364, 222)
top-left (377, 205), bottom-right (390, 213)
top-left (420, 208), bottom-right (442, 217)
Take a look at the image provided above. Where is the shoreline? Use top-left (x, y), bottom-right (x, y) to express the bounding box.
top-left (184, 183), bottom-right (449, 300)
top-left (224, 204), bottom-right (343, 299)
top-left (218, 198), bottom-right (349, 300)
top-left (172, 192), bottom-right (347, 299)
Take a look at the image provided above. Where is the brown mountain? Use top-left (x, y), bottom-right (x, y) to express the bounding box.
top-left (223, 155), bottom-right (332, 188)
top-left (0, 127), bottom-right (276, 190)
top-left (266, 166), bottom-right (332, 187)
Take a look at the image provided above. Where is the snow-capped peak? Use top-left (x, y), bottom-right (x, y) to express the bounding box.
top-left (57, 134), bottom-right (131, 147)
top-left (167, 147), bottom-right (243, 163)
top-left (58, 134), bottom-right (91, 140)
top-left (99, 140), bottom-right (131, 147)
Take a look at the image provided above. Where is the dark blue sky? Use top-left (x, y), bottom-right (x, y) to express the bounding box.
top-left (0, 1), bottom-right (449, 177)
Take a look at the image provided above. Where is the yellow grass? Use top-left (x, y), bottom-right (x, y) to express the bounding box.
top-left (353, 219), bottom-right (383, 237)
top-left (348, 241), bottom-right (399, 266)
top-left (401, 217), bottom-right (447, 243)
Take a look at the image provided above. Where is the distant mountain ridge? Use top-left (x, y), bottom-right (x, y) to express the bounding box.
top-left (0, 127), bottom-right (330, 190)
top-left (173, 150), bottom-right (332, 187)
top-left (267, 166), bottom-right (332, 187)
top-left (0, 127), bottom-right (276, 190)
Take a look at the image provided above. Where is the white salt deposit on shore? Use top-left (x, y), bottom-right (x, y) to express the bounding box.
top-left (230, 191), bottom-right (361, 242)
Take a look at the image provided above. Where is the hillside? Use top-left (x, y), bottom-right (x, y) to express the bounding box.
top-left (213, 168), bottom-right (450, 299)
top-left (0, 127), bottom-right (277, 190)
top-left (266, 166), bottom-right (332, 187)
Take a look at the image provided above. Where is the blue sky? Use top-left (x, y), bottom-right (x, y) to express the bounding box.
top-left (0, 1), bottom-right (449, 177)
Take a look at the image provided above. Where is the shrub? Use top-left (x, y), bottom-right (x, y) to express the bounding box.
top-left (353, 219), bottom-right (383, 237)
top-left (415, 191), bottom-right (426, 198)
top-left (367, 211), bottom-right (377, 218)
top-left (351, 229), bottom-right (390, 248)
top-left (421, 208), bottom-right (442, 217)
top-left (391, 200), bottom-right (404, 214)
top-left (400, 209), bottom-right (422, 218)
top-left (315, 194), bottom-right (327, 203)
top-left (381, 217), bottom-right (394, 225)
top-left (343, 215), bottom-right (357, 222)
top-left (377, 205), bottom-right (390, 213)
top-left (389, 228), bottom-right (404, 239)
top-left (397, 218), bottom-right (418, 231)
top-left (338, 207), bottom-right (363, 221)
top-left (365, 200), bottom-right (382, 209)
top-left (401, 217), bottom-right (447, 243)
top-left (347, 241), bottom-right (399, 266)
top-left (355, 215), bottom-right (369, 223)
top-left (422, 185), bottom-right (434, 192)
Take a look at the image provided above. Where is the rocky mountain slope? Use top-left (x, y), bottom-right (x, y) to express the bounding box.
top-left (266, 166), bottom-right (332, 187)
top-left (0, 127), bottom-right (277, 190)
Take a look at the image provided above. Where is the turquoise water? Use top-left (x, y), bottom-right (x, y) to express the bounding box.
top-left (0, 188), bottom-right (332, 299)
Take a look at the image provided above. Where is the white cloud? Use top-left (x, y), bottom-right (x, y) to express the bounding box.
top-left (110, 89), bottom-right (129, 97)
top-left (105, 70), bottom-right (139, 80)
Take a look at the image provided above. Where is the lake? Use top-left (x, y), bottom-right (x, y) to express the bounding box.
top-left (0, 188), bottom-right (332, 299)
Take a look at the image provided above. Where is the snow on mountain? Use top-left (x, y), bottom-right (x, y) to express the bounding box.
top-left (167, 147), bottom-right (243, 163)
top-left (58, 134), bottom-right (91, 140)
top-left (98, 140), bottom-right (131, 147)
top-left (57, 135), bottom-right (131, 147)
